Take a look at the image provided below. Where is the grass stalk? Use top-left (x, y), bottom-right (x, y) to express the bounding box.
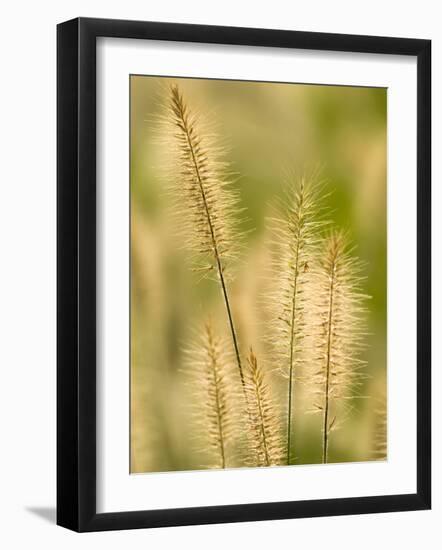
top-left (166, 84), bottom-right (246, 394)
top-left (266, 176), bottom-right (325, 465)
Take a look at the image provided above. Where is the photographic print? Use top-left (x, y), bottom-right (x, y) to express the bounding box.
top-left (57, 18), bottom-right (431, 531)
top-left (130, 76), bottom-right (387, 474)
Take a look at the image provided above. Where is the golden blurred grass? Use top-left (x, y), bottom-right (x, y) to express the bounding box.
top-left (130, 76), bottom-right (387, 473)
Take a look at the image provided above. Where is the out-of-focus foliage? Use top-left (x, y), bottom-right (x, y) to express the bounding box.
top-left (130, 76), bottom-right (387, 473)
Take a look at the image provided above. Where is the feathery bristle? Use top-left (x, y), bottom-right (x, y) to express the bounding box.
top-left (184, 322), bottom-right (239, 469)
top-left (266, 176), bottom-right (326, 464)
top-left (161, 84), bottom-right (243, 280)
top-left (308, 231), bottom-right (369, 463)
top-left (245, 348), bottom-right (285, 467)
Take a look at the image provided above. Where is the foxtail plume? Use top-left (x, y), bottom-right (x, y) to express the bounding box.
top-left (266, 176), bottom-right (326, 465)
top-left (245, 348), bottom-right (284, 467)
top-left (185, 322), bottom-right (237, 469)
top-left (309, 231), bottom-right (369, 463)
top-left (162, 84), bottom-right (246, 393)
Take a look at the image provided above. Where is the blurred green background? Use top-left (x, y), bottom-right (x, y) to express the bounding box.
top-left (130, 76), bottom-right (387, 473)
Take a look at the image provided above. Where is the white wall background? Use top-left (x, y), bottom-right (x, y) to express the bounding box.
top-left (0, 1), bottom-right (439, 548)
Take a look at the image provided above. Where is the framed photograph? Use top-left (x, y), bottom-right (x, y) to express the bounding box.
top-left (57, 17), bottom-right (431, 532)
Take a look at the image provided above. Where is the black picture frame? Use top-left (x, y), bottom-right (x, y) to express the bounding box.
top-left (57, 17), bottom-right (431, 532)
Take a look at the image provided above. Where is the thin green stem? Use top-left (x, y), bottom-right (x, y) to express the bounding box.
top-left (287, 238), bottom-right (300, 465)
top-left (207, 330), bottom-right (226, 468)
top-left (253, 375), bottom-right (270, 467)
top-left (287, 186), bottom-right (304, 466)
top-left (176, 94), bottom-right (245, 394)
top-left (322, 261), bottom-right (336, 464)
